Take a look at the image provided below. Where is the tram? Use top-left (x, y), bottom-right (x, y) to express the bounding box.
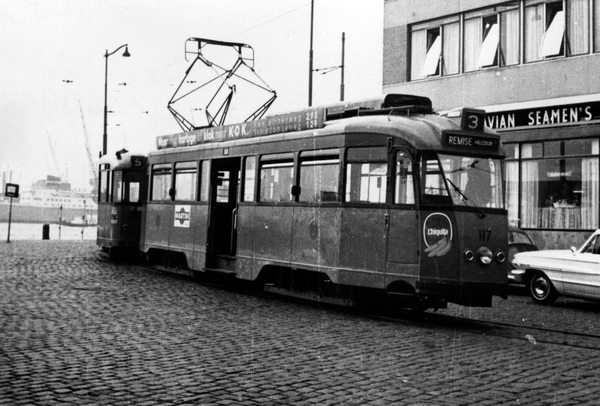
top-left (97, 94), bottom-right (508, 310)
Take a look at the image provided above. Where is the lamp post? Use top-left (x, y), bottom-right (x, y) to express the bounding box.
top-left (103, 44), bottom-right (130, 156)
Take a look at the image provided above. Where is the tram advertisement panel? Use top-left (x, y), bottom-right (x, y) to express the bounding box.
top-left (156, 107), bottom-right (324, 150)
top-left (420, 212), bottom-right (459, 284)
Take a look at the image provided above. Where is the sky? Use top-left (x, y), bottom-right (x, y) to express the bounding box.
top-left (0, 0), bottom-right (383, 191)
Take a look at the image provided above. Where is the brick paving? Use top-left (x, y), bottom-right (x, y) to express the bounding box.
top-left (1, 240), bottom-right (600, 405)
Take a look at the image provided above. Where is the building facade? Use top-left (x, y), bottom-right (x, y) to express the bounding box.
top-left (383, 0), bottom-right (600, 249)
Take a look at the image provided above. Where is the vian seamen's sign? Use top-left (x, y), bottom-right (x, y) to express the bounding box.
top-left (157, 108), bottom-right (324, 150)
top-left (485, 100), bottom-right (600, 130)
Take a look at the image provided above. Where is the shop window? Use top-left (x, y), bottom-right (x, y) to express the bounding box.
top-left (345, 147), bottom-right (387, 203)
top-left (243, 156), bottom-right (256, 202)
top-left (151, 163), bottom-right (172, 201)
top-left (259, 154), bottom-right (294, 203)
top-left (519, 140), bottom-right (599, 230)
top-left (174, 161), bottom-right (197, 201)
top-left (300, 151), bottom-right (340, 202)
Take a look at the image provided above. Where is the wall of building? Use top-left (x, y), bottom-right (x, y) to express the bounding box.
top-left (384, 54), bottom-right (600, 111)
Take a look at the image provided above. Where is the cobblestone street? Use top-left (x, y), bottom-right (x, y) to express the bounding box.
top-left (1, 240), bottom-right (599, 405)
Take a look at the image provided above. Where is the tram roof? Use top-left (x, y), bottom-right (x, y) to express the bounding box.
top-left (151, 93), bottom-right (500, 155)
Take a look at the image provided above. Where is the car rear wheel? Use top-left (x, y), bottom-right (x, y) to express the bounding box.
top-left (528, 271), bottom-right (558, 305)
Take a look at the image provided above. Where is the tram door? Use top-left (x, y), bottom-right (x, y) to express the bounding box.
top-left (207, 158), bottom-right (241, 261)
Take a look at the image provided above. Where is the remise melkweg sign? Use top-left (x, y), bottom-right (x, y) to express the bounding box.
top-left (156, 108), bottom-right (324, 150)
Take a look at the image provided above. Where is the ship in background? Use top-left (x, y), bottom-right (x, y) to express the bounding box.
top-left (0, 175), bottom-right (97, 226)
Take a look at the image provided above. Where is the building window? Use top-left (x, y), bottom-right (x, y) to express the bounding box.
top-left (594, 0), bottom-right (600, 52)
top-left (568, 0), bottom-right (590, 55)
top-left (525, 1), bottom-right (564, 62)
top-left (422, 28), bottom-right (441, 77)
top-left (174, 161), bottom-right (197, 201)
top-left (345, 147), bottom-right (388, 203)
top-left (410, 16), bottom-right (459, 80)
top-left (516, 139), bottom-right (599, 230)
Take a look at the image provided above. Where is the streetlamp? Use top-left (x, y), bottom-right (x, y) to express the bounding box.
top-left (103, 44), bottom-right (130, 156)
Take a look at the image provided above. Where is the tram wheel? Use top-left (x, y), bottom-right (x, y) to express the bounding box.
top-left (528, 271), bottom-right (558, 305)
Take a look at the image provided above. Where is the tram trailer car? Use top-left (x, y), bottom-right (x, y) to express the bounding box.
top-left (98, 94), bottom-right (509, 310)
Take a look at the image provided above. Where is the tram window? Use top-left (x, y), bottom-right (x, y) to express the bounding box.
top-left (346, 147), bottom-right (387, 203)
top-left (200, 161), bottom-right (210, 202)
top-left (244, 156), bottom-right (256, 202)
top-left (129, 179), bottom-right (140, 202)
top-left (151, 163), bottom-right (172, 201)
top-left (300, 155), bottom-right (340, 203)
top-left (174, 161), bottom-right (197, 201)
top-left (99, 167), bottom-right (110, 203)
top-left (395, 151), bottom-right (415, 204)
top-left (422, 154), bottom-right (451, 204)
top-left (346, 163), bottom-right (386, 203)
top-left (112, 171), bottom-right (123, 202)
top-left (260, 160), bottom-right (294, 202)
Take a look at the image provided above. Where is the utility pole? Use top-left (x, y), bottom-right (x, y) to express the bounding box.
top-left (340, 32), bottom-right (345, 102)
top-left (308, 0), bottom-right (314, 107)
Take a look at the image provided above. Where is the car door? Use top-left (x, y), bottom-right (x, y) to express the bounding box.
top-left (564, 233), bottom-right (600, 300)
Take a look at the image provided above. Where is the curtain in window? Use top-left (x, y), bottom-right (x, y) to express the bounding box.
top-left (525, 5), bottom-right (544, 62)
top-left (464, 18), bottom-right (482, 71)
top-left (595, 0), bottom-right (600, 52)
top-left (505, 161), bottom-right (519, 224)
top-left (581, 140), bottom-right (599, 229)
top-left (568, 0), bottom-right (589, 55)
top-left (500, 9), bottom-right (520, 65)
top-left (521, 144), bottom-right (539, 227)
top-left (411, 29), bottom-right (427, 80)
top-left (443, 22), bottom-right (460, 75)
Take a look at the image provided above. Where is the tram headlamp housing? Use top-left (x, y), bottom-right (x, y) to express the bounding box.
top-left (464, 250), bottom-right (474, 262)
top-left (477, 247), bottom-right (493, 265)
top-left (496, 251), bottom-right (506, 263)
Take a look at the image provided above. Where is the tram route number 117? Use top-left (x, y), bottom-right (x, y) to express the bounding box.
top-left (479, 228), bottom-right (492, 241)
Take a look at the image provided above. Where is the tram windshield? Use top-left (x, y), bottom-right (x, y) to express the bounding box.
top-left (423, 153), bottom-right (503, 208)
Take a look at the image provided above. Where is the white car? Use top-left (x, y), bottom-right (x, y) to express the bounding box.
top-left (512, 230), bottom-right (600, 305)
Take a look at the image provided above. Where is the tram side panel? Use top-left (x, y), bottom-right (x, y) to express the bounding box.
top-left (338, 207), bottom-right (387, 289)
top-left (385, 208), bottom-right (420, 289)
top-left (291, 206), bottom-right (341, 270)
top-left (97, 203), bottom-right (142, 249)
top-left (143, 202), bottom-right (172, 252)
top-left (142, 202), bottom-right (209, 270)
top-left (249, 205), bottom-right (294, 275)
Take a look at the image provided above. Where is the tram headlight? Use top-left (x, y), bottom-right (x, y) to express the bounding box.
top-left (477, 247), bottom-right (493, 265)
